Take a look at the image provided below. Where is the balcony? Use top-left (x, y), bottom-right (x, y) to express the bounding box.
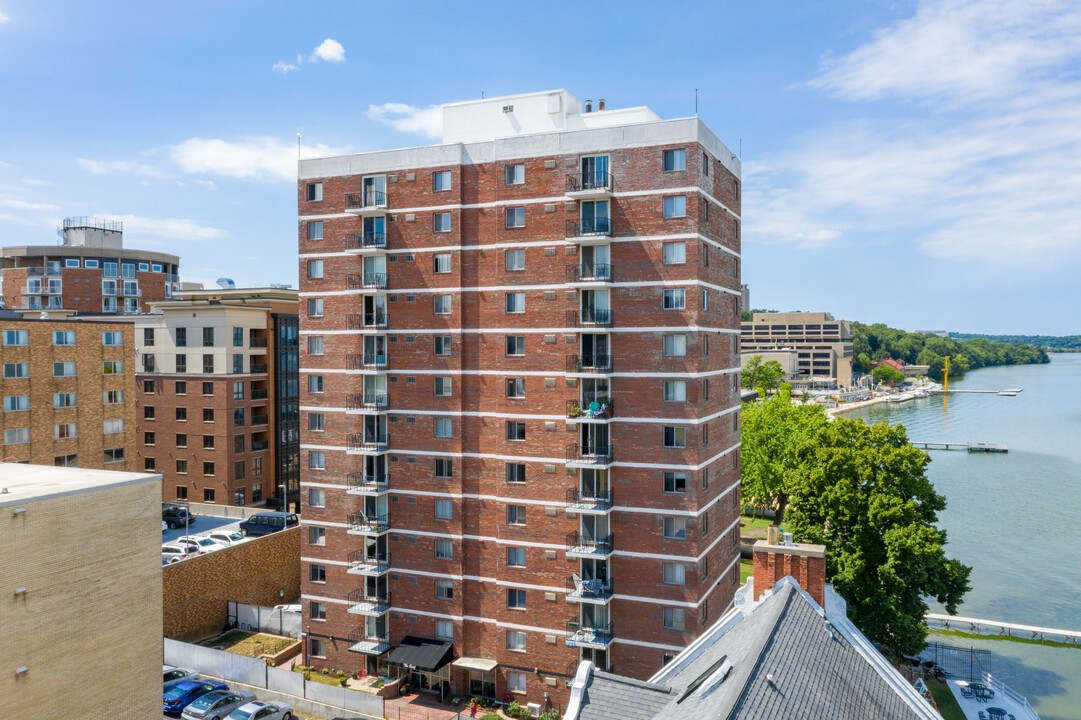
top-left (348, 629), bottom-right (392, 655)
top-left (345, 190), bottom-right (388, 216)
top-left (251, 440), bottom-right (270, 452)
top-left (566, 442), bottom-right (613, 468)
top-left (566, 263), bottom-right (612, 285)
top-left (20, 285), bottom-right (43, 295)
top-left (566, 575), bottom-right (614, 604)
top-left (566, 218), bottom-right (611, 242)
top-left (566, 170), bottom-right (614, 200)
top-left (249, 337), bottom-right (269, 348)
top-left (122, 287), bottom-right (142, 297)
top-left (347, 512), bottom-right (391, 536)
top-left (249, 363), bottom-right (268, 374)
top-left (251, 414), bottom-right (268, 427)
top-left (347, 313), bottom-right (388, 330)
top-left (568, 309), bottom-right (613, 327)
top-left (347, 432), bottom-right (389, 454)
top-left (345, 231), bottom-right (388, 252)
top-left (345, 354), bottom-right (388, 370)
top-left (18, 299), bottom-right (43, 310)
top-left (27, 267), bottom-right (62, 277)
top-left (566, 531), bottom-right (614, 559)
top-left (566, 488), bottom-right (613, 514)
top-left (346, 393), bottom-right (389, 413)
top-left (566, 620), bottom-right (613, 649)
top-left (346, 589), bottom-right (392, 615)
top-left (348, 548), bottom-right (391, 576)
top-left (102, 286), bottom-right (118, 297)
top-left (566, 398), bottom-right (612, 422)
top-left (346, 472), bottom-right (389, 495)
top-left (348, 272), bottom-right (387, 290)
top-left (567, 354), bottom-right (612, 374)
top-left (251, 387), bottom-right (269, 400)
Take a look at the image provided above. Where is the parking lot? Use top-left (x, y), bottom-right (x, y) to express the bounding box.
top-left (162, 514), bottom-right (244, 545)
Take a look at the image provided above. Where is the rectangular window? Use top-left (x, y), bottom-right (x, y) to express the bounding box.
top-left (663, 607), bottom-right (686, 630)
top-left (505, 164), bottom-right (525, 185)
top-left (202, 381), bottom-right (214, 396)
top-left (142, 327), bottom-right (154, 346)
top-left (664, 334), bottom-right (687, 356)
top-left (102, 361), bottom-right (122, 375)
top-left (308, 527), bottom-right (326, 546)
top-left (203, 408), bottom-right (214, 422)
top-left (309, 601), bottom-right (327, 621)
top-left (203, 434), bottom-right (215, 450)
top-left (663, 149), bottom-right (686, 171)
top-left (435, 539), bottom-right (454, 559)
top-left (232, 408), bottom-right (244, 427)
top-left (663, 289), bottom-right (686, 310)
top-left (433, 253), bottom-right (452, 273)
top-left (4, 395), bottom-right (30, 411)
top-left (702, 289), bottom-right (709, 311)
top-left (505, 292), bottom-right (524, 313)
top-left (307, 259), bottom-right (324, 279)
top-left (434, 336), bottom-right (452, 356)
top-left (664, 472), bottom-right (687, 493)
top-left (433, 212), bottom-right (451, 232)
top-left (53, 330), bottom-right (76, 346)
top-left (308, 375), bottom-right (325, 393)
top-left (663, 242), bottom-right (686, 265)
top-left (435, 458), bottom-right (453, 478)
top-left (177, 355), bottom-right (189, 374)
top-left (434, 294), bottom-right (452, 314)
top-left (103, 390), bottom-right (124, 405)
top-left (306, 221), bottom-right (323, 240)
top-left (436, 620), bottom-right (454, 640)
top-left (233, 381), bottom-right (245, 400)
top-left (505, 207), bottom-right (525, 228)
top-left (104, 447), bottom-right (125, 464)
top-left (176, 407), bottom-right (187, 421)
top-left (102, 331), bottom-right (123, 346)
top-left (434, 417), bottom-right (452, 438)
top-left (53, 362), bottom-right (76, 377)
top-left (253, 457), bottom-right (262, 477)
top-left (309, 564), bottom-right (326, 583)
top-left (175, 328), bottom-right (187, 347)
top-left (507, 547), bottom-right (526, 567)
top-left (3, 329), bottom-right (28, 346)
top-left (506, 463), bottom-right (526, 483)
top-left (234, 435), bottom-right (245, 453)
top-left (64, 258), bottom-right (79, 268)
top-left (232, 354), bottom-right (243, 374)
top-left (664, 426), bottom-right (686, 448)
top-left (436, 580), bottom-right (454, 599)
top-left (663, 196), bottom-right (687, 218)
top-left (506, 630), bottom-right (526, 651)
top-left (310, 638), bottom-right (327, 658)
top-left (505, 336), bottom-right (525, 356)
top-left (55, 454), bottom-right (78, 468)
top-left (505, 421), bottom-right (525, 441)
top-left (309, 488), bottom-right (326, 507)
top-left (103, 419), bottom-right (124, 434)
top-left (306, 336), bottom-right (324, 356)
top-left (202, 354), bottom-right (214, 373)
top-left (434, 377), bottom-right (452, 396)
top-left (232, 327), bottom-right (243, 347)
top-left (4, 427), bottom-right (30, 444)
top-left (3, 363), bottom-right (29, 379)
top-left (176, 433), bottom-right (187, 447)
top-left (308, 413), bottom-right (325, 431)
top-left (663, 562), bottom-right (686, 585)
top-left (203, 461), bottom-right (215, 476)
top-left (308, 298), bottom-right (324, 317)
top-left (507, 504), bottom-right (526, 525)
top-left (176, 460), bottom-right (187, 474)
top-left (664, 381), bottom-right (687, 402)
top-left (505, 378), bottom-right (525, 398)
top-left (433, 170), bottom-right (451, 191)
top-left (142, 354), bottom-right (156, 373)
top-left (202, 327), bottom-right (214, 347)
top-left (435, 499), bottom-right (453, 519)
top-left (507, 589), bottom-right (526, 609)
top-left (663, 517), bottom-right (687, 539)
top-left (306, 182), bottom-right (323, 201)
top-left (505, 249), bottom-right (525, 271)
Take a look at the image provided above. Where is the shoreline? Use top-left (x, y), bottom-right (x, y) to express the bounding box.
top-left (825, 381), bottom-right (942, 418)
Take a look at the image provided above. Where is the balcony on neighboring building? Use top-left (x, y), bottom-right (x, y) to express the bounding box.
top-left (345, 189), bottom-right (388, 217)
top-left (251, 413), bottom-right (269, 427)
top-left (566, 442), bottom-right (613, 469)
top-left (347, 312), bottom-right (388, 330)
top-left (345, 353), bottom-right (389, 371)
top-left (567, 353), bottom-right (612, 374)
top-left (566, 262), bottom-right (613, 285)
top-left (347, 512), bottom-right (390, 536)
top-left (348, 628), bottom-right (392, 655)
top-left (565, 170), bottom-right (614, 200)
top-left (251, 432), bottom-right (270, 452)
top-left (566, 398), bottom-right (612, 423)
top-left (346, 589), bottom-right (392, 616)
top-left (346, 393), bottom-right (389, 413)
top-left (566, 218), bottom-right (612, 243)
top-left (347, 431), bottom-right (389, 455)
top-left (346, 471), bottom-right (389, 495)
top-left (348, 272), bottom-right (387, 290)
top-left (345, 230), bottom-right (388, 252)
top-left (568, 308), bottom-right (613, 327)
top-left (251, 382), bottom-right (269, 401)
top-left (21, 284), bottom-right (43, 295)
top-left (566, 620), bottom-right (613, 649)
top-left (26, 266), bottom-right (62, 277)
top-left (249, 330), bottom-right (269, 348)
top-left (347, 548), bottom-right (391, 576)
top-left (565, 531), bottom-right (614, 559)
top-left (566, 488), bottom-right (613, 515)
top-left (122, 285), bottom-right (141, 297)
top-left (565, 575), bottom-right (614, 604)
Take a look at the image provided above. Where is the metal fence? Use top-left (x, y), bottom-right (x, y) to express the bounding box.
top-left (920, 641), bottom-right (992, 681)
top-left (228, 601), bottom-right (301, 638)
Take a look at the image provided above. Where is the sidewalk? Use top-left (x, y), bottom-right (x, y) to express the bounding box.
top-left (383, 693), bottom-right (465, 720)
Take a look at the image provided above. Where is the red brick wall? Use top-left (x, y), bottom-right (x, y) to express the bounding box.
top-left (752, 548), bottom-right (826, 609)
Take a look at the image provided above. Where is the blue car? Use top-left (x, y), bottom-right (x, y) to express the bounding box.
top-left (163, 680), bottom-right (229, 715)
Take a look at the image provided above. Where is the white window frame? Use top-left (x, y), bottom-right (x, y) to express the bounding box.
top-left (433, 253), bottom-right (452, 273)
top-left (663, 149), bottom-right (686, 171)
top-left (663, 334), bottom-right (687, 356)
top-left (505, 164), bottom-right (525, 185)
top-left (663, 288), bottom-right (686, 310)
top-left (664, 380), bottom-right (687, 402)
top-left (433, 170), bottom-right (451, 192)
top-left (307, 259), bottom-right (324, 279)
top-left (663, 562), bottom-right (686, 585)
top-left (505, 207), bottom-right (525, 228)
top-left (505, 292), bottom-right (525, 313)
top-left (663, 196), bottom-right (687, 218)
top-left (662, 241), bottom-right (686, 265)
top-left (505, 249), bottom-right (525, 271)
top-left (434, 294), bottom-right (452, 315)
top-left (433, 212), bottom-right (452, 233)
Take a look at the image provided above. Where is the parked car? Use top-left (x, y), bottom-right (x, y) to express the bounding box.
top-left (162, 544), bottom-right (194, 562)
top-left (205, 530), bottom-right (247, 546)
top-left (164, 680), bottom-right (229, 715)
top-left (163, 665), bottom-right (199, 690)
top-left (170, 537), bottom-right (206, 555)
top-left (238, 512), bottom-right (299, 537)
top-left (163, 520), bottom-right (169, 533)
top-left (163, 507), bottom-right (196, 529)
top-left (177, 534), bottom-right (228, 553)
top-left (225, 700), bottom-right (292, 720)
top-left (181, 689), bottom-right (255, 720)
top-left (274, 604), bottom-right (301, 614)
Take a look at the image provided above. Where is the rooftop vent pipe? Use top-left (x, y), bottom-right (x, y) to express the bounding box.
top-left (585, 100), bottom-right (592, 113)
top-left (598, 99), bottom-right (605, 111)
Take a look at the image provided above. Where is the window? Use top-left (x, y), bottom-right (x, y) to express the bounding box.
top-left (434, 417), bottom-right (452, 438)
top-left (309, 413), bottom-right (325, 431)
top-left (309, 488), bottom-right (326, 507)
top-left (309, 451), bottom-right (326, 469)
top-left (55, 454), bottom-right (78, 468)
top-left (506, 463), bottom-right (526, 483)
top-left (507, 589), bottom-right (526, 609)
top-left (4, 427), bottom-right (29, 444)
top-left (3, 329), bottom-right (28, 346)
top-left (505, 292), bottom-right (524, 313)
top-left (663, 517), bottom-right (687, 539)
top-left (309, 527), bottom-right (326, 546)
top-left (101, 331), bottom-right (122, 346)
top-left (434, 377), bottom-right (452, 396)
top-left (664, 607), bottom-right (686, 630)
top-left (253, 457), bottom-right (263, 477)
top-left (664, 381), bottom-right (687, 402)
top-left (310, 601), bottom-right (327, 621)
top-left (436, 620), bottom-right (454, 640)
top-left (507, 547), bottom-right (526, 567)
top-left (103, 390), bottom-right (124, 405)
top-left (435, 499), bottom-right (453, 519)
top-left (309, 564), bottom-right (326, 583)
top-left (202, 327), bottom-right (214, 347)
top-left (433, 170), bottom-right (451, 191)
top-left (436, 580), bottom-right (454, 599)
top-left (505, 421), bottom-right (525, 441)
top-left (252, 483), bottom-right (262, 502)
top-left (309, 375), bottom-right (325, 393)
top-left (201, 434), bottom-right (214, 450)
top-left (203, 461), bottom-right (215, 476)
top-left (176, 459), bottom-right (188, 474)
top-left (434, 336), bottom-right (452, 356)
top-left (505, 207), bottom-right (525, 228)
top-left (505, 378), bottom-right (525, 398)
top-left (506, 630), bottom-right (526, 651)
top-left (433, 212), bottom-right (452, 232)
top-left (230, 326), bottom-right (243, 348)
top-left (664, 426), bottom-right (686, 448)
top-left (102, 361), bottom-right (122, 375)
top-left (663, 148), bottom-right (686, 171)
top-left (435, 539), bottom-right (453, 559)
top-left (104, 447), bottom-right (125, 464)
top-left (505, 249), bottom-right (525, 271)
top-left (702, 289), bottom-right (709, 311)
top-left (232, 381), bottom-right (245, 400)
top-left (663, 289), bottom-right (686, 309)
top-left (663, 196), bottom-right (687, 218)
top-left (663, 334), bottom-right (687, 356)
top-left (663, 562), bottom-right (686, 585)
top-left (307, 259), bottom-right (324, 279)
top-left (202, 381), bottom-right (214, 396)
top-left (431, 252), bottom-right (453, 274)
top-left (231, 354), bottom-right (243, 374)
top-left (664, 472), bottom-right (687, 493)
top-left (103, 419), bottom-right (124, 434)
top-left (176, 407), bottom-right (187, 421)
top-left (506, 504), bottom-right (526, 525)
top-left (310, 638), bottom-right (327, 658)
top-left (505, 336), bottom-right (525, 356)
top-left (175, 328), bottom-right (187, 347)
top-left (435, 458), bottom-right (452, 477)
top-left (306, 182), bottom-right (323, 201)
top-left (304, 336), bottom-right (325, 358)
top-left (54, 362), bottom-right (77, 377)
top-left (175, 355), bottom-right (187, 373)
top-left (103, 261), bottom-right (118, 278)
top-left (203, 408), bottom-right (214, 422)
top-left (434, 294), bottom-right (452, 314)
top-left (308, 298), bottom-right (324, 317)
top-left (143, 379), bottom-right (155, 394)
top-left (53, 330), bottom-right (76, 346)
top-left (505, 164), bottom-right (525, 185)
top-left (4, 395), bottom-right (29, 411)
top-left (64, 258), bottom-right (79, 268)
top-left (663, 242), bottom-right (686, 265)
top-left (3, 363), bottom-right (28, 379)
top-left (306, 221), bottom-right (323, 240)
top-left (234, 435), bottom-right (245, 453)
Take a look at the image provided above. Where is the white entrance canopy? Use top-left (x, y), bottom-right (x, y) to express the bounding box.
top-left (452, 657), bottom-right (499, 672)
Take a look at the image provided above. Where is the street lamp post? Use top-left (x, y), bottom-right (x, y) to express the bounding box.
top-left (279, 484), bottom-right (287, 513)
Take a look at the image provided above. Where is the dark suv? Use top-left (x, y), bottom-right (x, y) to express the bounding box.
top-left (162, 507), bottom-right (196, 529)
top-left (239, 512), bottom-right (299, 537)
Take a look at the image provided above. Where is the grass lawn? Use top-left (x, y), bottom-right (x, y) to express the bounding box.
top-left (297, 668), bottom-right (348, 687)
top-left (739, 558), bottom-right (753, 584)
top-left (739, 515), bottom-right (772, 539)
top-left (925, 677), bottom-right (966, 720)
top-left (201, 630), bottom-right (295, 658)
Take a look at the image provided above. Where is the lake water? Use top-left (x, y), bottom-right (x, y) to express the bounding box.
top-left (846, 354), bottom-right (1081, 720)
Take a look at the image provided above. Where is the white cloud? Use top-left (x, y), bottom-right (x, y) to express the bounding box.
top-left (367, 102), bottom-right (442, 140)
top-left (23, 179), bottom-right (52, 187)
top-left (102, 214), bottom-right (226, 241)
top-left (0, 160), bottom-right (15, 170)
top-left (170, 136), bottom-right (347, 182)
top-left (1, 198), bottom-right (58, 212)
top-left (76, 157), bottom-right (166, 178)
top-left (0, 10), bottom-right (9, 24)
top-left (273, 60), bottom-right (298, 74)
top-left (311, 38), bottom-right (345, 63)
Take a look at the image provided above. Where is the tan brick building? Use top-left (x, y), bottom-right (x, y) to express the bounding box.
top-left (0, 463), bottom-right (162, 719)
top-left (298, 91), bottom-right (743, 709)
top-left (0, 317), bottom-right (137, 469)
top-left (740, 311), bottom-right (854, 384)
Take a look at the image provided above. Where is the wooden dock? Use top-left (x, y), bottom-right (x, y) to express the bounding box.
top-left (911, 441), bottom-right (1008, 453)
top-left (931, 388), bottom-right (1023, 396)
top-left (926, 612), bottom-right (1080, 644)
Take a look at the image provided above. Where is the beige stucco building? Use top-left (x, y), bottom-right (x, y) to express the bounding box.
top-left (0, 464), bottom-right (162, 719)
top-left (740, 311), bottom-right (854, 384)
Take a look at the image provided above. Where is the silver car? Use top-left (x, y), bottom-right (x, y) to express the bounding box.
top-left (181, 690), bottom-right (255, 720)
top-left (163, 665), bottom-right (199, 690)
top-left (226, 700), bottom-right (293, 720)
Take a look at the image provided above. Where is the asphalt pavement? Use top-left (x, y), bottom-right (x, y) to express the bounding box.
top-left (162, 515), bottom-right (244, 545)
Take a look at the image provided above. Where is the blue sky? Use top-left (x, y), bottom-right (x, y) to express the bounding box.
top-left (1, 0), bottom-right (1078, 334)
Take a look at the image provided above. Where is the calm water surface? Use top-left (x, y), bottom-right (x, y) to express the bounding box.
top-left (847, 354), bottom-right (1081, 720)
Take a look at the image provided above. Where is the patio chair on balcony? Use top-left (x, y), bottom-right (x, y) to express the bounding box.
top-left (572, 573), bottom-right (584, 596)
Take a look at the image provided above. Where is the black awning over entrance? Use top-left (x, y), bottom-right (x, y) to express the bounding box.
top-left (387, 636), bottom-right (453, 672)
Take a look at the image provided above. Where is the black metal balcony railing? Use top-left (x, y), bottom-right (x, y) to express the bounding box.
top-left (566, 619), bottom-right (613, 643)
top-left (347, 587), bottom-right (391, 606)
top-left (251, 415), bottom-right (268, 427)
top-left (566, 170), bottom-right (612, 194)
top-left (347, 313), bottom-right (388, 329)
top-left (346, 353), bottom-right (388, 370)
top-left (348, 431), bottom-right (388, 449)
top-left (251, 388), bottom-right (268, 400)
top-left (566, 398), bottom-right (612, 420)
top-left (567, 354), bottom-right (612, 373)
top-left (566, 217), bottom-right (611, 238)
top-left (567, 309), bottom-right (613, 327)
top-left (250, 363), bottom-right (268, 374)
top-left (348, 548), bottom-right (390, 568)
top-left (347, 513), bottom-right (390, 533)
top-left (566, 575), bottom-right (614, 600)
top-left (251, 440), bottom-right (269, 452)
top-left (249, 337), bottom-right (268, 348)
top-left (346, 393), bottom-right (389, 410)
top-left (348, 628), bottom-right (391, 648)
top-left (566, 442), bottom-right (613, 463)
top-left (348, 272), bottom-right (388, 289)
top-left (346, 189), bottom-right (387, 210)
top-left (567, 263), bottom-right (612, 283)
top-left (567, 487), bottom-right (613, 508)
top-left (347, 472), bottom-right (388, 491)
top-left (345, 231), bottom-right (388, 250)
top-left (566, 531), bottom-right (614, 554)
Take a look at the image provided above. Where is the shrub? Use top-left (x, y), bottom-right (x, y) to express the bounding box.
top-left (337, 670), bottom-right (346, 678)
top-left (507, 700), bottom-right (522, 718)
top-left (481, 715), bottom-right (501, 720)
top-left (321, 667), bottom-right (330, 675)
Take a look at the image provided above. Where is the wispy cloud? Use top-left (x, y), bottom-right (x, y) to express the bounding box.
top-left (273, 59), bottom-right (299, 74)
top-left (0, 160), bottom-right (15, 170)
top-left (273, 38), bottom-right (345, 73)
top-left (76, 157), bottom-right (167, 178)
top-left (1, 198), bottom-right (58, 212)
top-left (0, 10), bottom-right (9, 24)
top-left (367, 102), bottom-right (442, 140)
top-left (102, 214), bottom-right (226, 241)
top-left (170, 136), bottom-right (347, 182)
top-left (749, 0), bottom-right (1081, 269)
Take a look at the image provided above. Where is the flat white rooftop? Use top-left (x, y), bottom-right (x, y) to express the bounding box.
top-left (0, 464), bottom-right (161, 508)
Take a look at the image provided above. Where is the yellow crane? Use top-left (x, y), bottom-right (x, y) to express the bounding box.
top-left (943, 356), bottom-right (950, 412)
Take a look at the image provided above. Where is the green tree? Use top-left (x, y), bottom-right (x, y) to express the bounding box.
top-left (784, 419), bottom-right (971, 655)
top-left (872, 364), bottom-right (905, 386)
top-left (742, 355), bottom-right (784, 393)
top-left (742, 354), bottom-right (763, 390)
top-left (853, 352), bottom-right (873, 375)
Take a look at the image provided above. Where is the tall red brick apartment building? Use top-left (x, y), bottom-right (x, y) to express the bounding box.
top-left (298, 91), bottom-right (742, 709)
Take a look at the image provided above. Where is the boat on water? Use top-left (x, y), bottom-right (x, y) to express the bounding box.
top-left (889, 392), bottom-right (913, 403)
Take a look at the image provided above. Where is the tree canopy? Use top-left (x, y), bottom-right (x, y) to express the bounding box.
top-left (741, 354), bottom-right (785, 394)
top-left (872, 364), bottom-right (905, 386)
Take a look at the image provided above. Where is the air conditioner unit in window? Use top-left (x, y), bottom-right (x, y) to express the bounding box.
top-left (502, 105), bottom-right (514, 113)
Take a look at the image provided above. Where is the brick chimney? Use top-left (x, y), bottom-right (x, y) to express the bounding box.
top-left (753, 529), bottom-right (827, 608)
